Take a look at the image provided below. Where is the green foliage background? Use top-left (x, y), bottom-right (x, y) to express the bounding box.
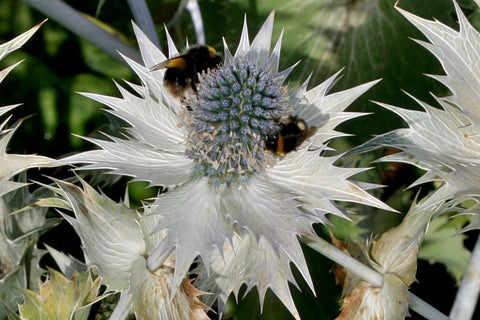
top-left (0, 0), bottom-right (478, 319)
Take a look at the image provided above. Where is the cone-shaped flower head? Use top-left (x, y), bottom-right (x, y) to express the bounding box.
top-left (60, 13), bottom-right (390, 317)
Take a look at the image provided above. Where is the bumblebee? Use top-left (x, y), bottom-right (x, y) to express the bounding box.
top-left (150, 45), bottom-right (222, 99)
top-left (265, 116), bottom-right (315, 156)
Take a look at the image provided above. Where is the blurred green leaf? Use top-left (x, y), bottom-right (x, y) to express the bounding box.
top-left (419, 215), bottom-right (471, 282)
top-left (80, 39), bottom-right (131, 78)
top-left (127, 181), bottom-right (160, 208)
top-left (38, 88), bottom-right (58, 140)
top-left (68, 73), bottom-right (114, 148)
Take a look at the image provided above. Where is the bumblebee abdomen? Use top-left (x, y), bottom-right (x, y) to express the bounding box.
top-left (265, 118), bottom-right (312, 156)
top-left (164, 67), bottom-right (190, 98)
top-left (164, 68), bottom-right (188, 85)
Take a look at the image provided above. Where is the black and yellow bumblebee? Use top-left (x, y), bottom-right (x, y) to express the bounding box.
top-left (150, 45), bottom-right (222, 99)
top-left (265, 116), bottom-right (315, 156)
top-left (151, 46), bottom-right (313, 156)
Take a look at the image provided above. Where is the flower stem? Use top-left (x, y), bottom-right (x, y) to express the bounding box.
top-left (21, 0), bottom-right (141, 65)
top-left (301, 236), bottom-right (451, 320)
top-left (408, 293), bottom-right (451, 320)
top-left (186, 0), bottom-right (205, 45)
top-left (449, 234), bottom-right (480, 320)
top-left (301, 235), bottom-right (383, 286)
top-left (126, 0), bottom-right (160, 49)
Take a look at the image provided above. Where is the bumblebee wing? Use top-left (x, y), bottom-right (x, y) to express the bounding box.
top-left (149, 59), bottom-right (171, 71)
top-left (150, 56), bottom-right (187, 72)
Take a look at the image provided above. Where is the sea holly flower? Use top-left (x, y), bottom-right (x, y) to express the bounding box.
top-left (0, 21), bottom-right (58, 318)
top-left (340, 2), bottom-right (480, 319)
top-left (354, 1), bottom-right (480, 217)
top-left (60, 12), bottom-right (390, 317)
top-left (332, 201), bottom-right (434, 320)
top-left (51, 178), bottom-right (209, 320)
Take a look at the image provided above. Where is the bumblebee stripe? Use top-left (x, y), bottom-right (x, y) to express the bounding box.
top-left (207, 46), bottom-right (217, 59)
top-left (167, 57), bottom-right (188, 70)
top-left (276, 135), bottom-right (286, 155)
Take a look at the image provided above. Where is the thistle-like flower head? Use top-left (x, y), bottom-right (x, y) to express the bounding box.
top-left (354, 1), bottom-right (480, 218)
top-left (61, 12), bottom-right (390, 317)
top-left (0, 21), bottom-right (59, 318)
top-left (53, 179), bottom-right (209, 320)
top-left (332, 202), bottom-right (433, 320)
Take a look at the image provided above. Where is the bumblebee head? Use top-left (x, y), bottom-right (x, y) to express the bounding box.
top-left (150, 45), bottom-right (221, 72)
top-left (187, 45), bottom-right (222, 70)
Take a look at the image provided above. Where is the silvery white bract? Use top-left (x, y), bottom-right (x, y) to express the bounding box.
top-left (355, 1), bottom-right (480, 223)
top-left (0, 20), bottom-right (56, 318)
top-left (60, 13), bottom-right (390, 318)
top-left (0, 21), bottom-right (53, 197)
top-left (54, 179), bottom-right (209, 320)
top-left (334, 201), bottom-right (435, 320)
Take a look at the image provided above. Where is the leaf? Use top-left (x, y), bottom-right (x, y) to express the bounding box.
top-left (45, 245), bottom-right (87, 279)
top-left (4, 303), bottom-right (22, 320)
top-left (0, 267), bottom-right (26, 319)
top-left (27, 246), bottom-right (48, 293)
top-left (67, 73), bottom-right (117, 148)
top-left (79, 39), bottom-right (132, 78)
top-left (18, 268), bottom-right (101, 320)
top-left (418, 215), bottom-right (471, 282)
